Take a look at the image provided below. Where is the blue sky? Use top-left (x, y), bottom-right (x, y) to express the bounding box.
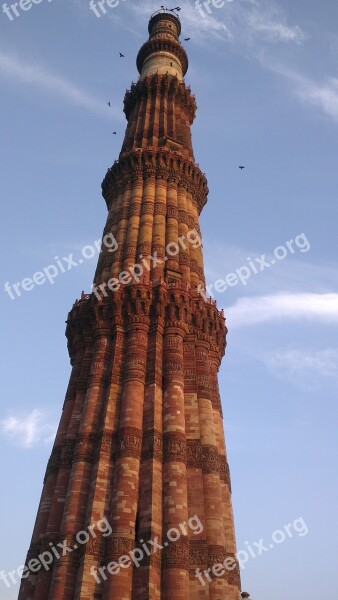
top-left (0, 0), bottom-right (337, 598)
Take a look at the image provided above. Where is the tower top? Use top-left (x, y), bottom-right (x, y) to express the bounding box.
top-left (137, 9), bottom-right (188, 81)
top-left (148, 9), bottom-right (182, 37)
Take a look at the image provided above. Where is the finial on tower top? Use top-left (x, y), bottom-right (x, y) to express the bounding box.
top-left (148, 7), bottom-right (182, 38)
top-left (137, 8), bottom-right (188, 81)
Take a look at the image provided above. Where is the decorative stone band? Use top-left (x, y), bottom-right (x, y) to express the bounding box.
top-left (67, 285), bottom-right (226, 363)
top-left (202, 445), bottom-right (220, 475)
top-left (104, 535), bottom-right (162, 569)
top-left (124, 73), bottom-right (196, 122)
top-left (59, 438), bottom-right (77, 467)
top-left (101, 149), bottom-right (208, 215)
top-left (163, 431), bottom-right (187, 464)
top-left (45, 436), bottom-right (232, 492)
top-left (115, 427), bottom-right (143, 460)
top-left (187, 441), bottom-right (232, 487)
top-left (105, 536), bottom-right (135, 561)
top-left (74, 433), bottom-right (98, 463)
top-left (141, 428), bottom-right (163, 462)
top-left (162, 535), bottom-right (189, 570)
top-left (207, 546), bottom-right (241, 588)
top-left (219, 455), bottom-right (232, 490)
top-left (137, 551), bottom-right (162, 569)
top-left (136, 39), bottom-right (188, 78)
top-left (44, 432), bottom-right (110, 481)
top-left (85, 535), bottom-right (105, 560)
top-left (98, 430), bottom-right (114, 457)
top-left (189, 539), bottom-right (208, 569)
top-left (25, 535), bottom-right (81, 567)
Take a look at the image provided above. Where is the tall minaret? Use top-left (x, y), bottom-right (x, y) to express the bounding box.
top-left (19, 10), bottom-right (241, 600)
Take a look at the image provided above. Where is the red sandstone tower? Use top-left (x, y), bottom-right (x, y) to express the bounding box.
top-left (19, 10), bottom-right (241, 600)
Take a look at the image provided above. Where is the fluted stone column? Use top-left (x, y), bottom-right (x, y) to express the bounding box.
top-left (137, 171), bottom-right (156, 283)
top-left (102, 308), bottom-right (150, 600)
top-left (165, 179), bottom-right (180, 273)
top-left (151, 176), bottom-right (167, 281)
top-left (48, 330), bottom-right (111, 599)
top-left (74, 321), bottom-right (125, 600)
top-left (162, 318), bottom-right (189, 600)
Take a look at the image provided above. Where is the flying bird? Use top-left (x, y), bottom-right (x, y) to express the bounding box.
top-left (107, 101), bottom-right (111, 107)
top-left (119, 52), bottom-right (125, 58)
top-left (113, 131), bottom-right (117, 135)
top-left (170, 6), bottom-right (181, 12)
top-left (239, 166), bottom-right (245, 170)
top-left (184, 37), bottom-right (191, 41)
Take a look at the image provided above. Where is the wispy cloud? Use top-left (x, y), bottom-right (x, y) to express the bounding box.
top-left (245, 7), bottom-right (306, 44)
top-left (124, 0), bottom-right (304, 45)
top-left (0, 51), bottom-right (116, 117)
top-left (257, 347), bottom-right (338, 390)
top-left (262, 61), bottom-right (338, 123)
top-left (124, 0), bottom-right (230, 41)
top-left (265, 348), bottom-right (338, 379)
top-left (204, 240), bottom-right (338, 298)
top-left (1, 409), bottom-right (56, 448)
top-left (295, 75), bottom-right (338, 123)
top-left (126, 0), bottom-right (338, 129)
top-left (225, 293), bottom-right (338, 327)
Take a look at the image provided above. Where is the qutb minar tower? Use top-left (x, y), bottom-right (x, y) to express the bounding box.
top-left (19, 10), bottom-right (243, 600)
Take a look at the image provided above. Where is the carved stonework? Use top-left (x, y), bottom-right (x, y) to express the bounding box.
top-left (219, 455), bottom-right (232, 491)
top-left (189, 539), bottom-right (208, 568)
top-left (106, 536), bottom-right (135, 560)
top-left (74, 433), bottom-right (97, 464)
top-left (19, 12), bottom-right (241, 600)
top-left (162, 536), bottom-right (189, 570)
top-left (141, 429), bottom-right (163, 462)
top-left (154, 202), bottom-right (167, 216)
top-left (163, 432), bottom-right (187, 464)
top-left (116, 427), bottom-right (143, 459)
top-left (208, 545), bottom-right (227, 569)
top-left (60, 438), bottom-right (77, 468)
top-left (100, 430), bottom-right (113, 453)
top-left (85, 536), bottom-right (105, 559)
top-left (226, 555), bottom-right (241, 587)
top-left (202, 445), bottom-right (220, 475)
top-left (102, 150), bottom-right (208, 216)
top-left (187, 440), bottom-right (203, 469)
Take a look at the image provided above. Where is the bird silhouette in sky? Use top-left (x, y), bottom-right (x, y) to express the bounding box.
top-left (107, 101), bottom-right (111, 107)
top-left (184, 37), bottom-right (191, 41)
top-left (113, 131), bottom-right (117, 135)
top-left (239, 166), bottom-right (245, 170)
top-left (119, 52), bottom-right (125, 58)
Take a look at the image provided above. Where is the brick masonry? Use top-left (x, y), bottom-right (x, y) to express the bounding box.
top-left (19, 11), bottom-right (242, 600)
